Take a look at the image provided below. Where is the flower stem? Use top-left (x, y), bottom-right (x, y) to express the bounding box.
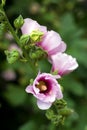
top-left (1, 7), bottom-right (20, 45)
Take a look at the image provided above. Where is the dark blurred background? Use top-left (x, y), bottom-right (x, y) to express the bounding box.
top-left (0, 0), bottom-right (87, 130)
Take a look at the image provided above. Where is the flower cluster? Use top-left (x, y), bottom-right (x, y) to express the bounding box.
top-left (22, 18), bottom-right (78, 110)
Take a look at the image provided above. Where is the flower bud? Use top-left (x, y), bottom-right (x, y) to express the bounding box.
top-left (4, 49), bottom-right (20, 64)
top-left (29, 49), bottom-right (44, 59)
top-left (14, 15), bottom-right (24, 29)
top-left (59, 107), bottom-right (74, 116)
top-left (30, 30), bottom-right (43, 43)
top-left (20, 34), bottom-right (30, 47)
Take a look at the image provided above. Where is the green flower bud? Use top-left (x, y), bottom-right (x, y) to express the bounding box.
top-left (46, 109), bottom-right (54, 120)
top-left (20, 34), bottom-right (30, 47)
top-left (30, 79), bottom-right (34, 85)
top-left (35, 50), bottom-right (44, 58)
top-left (59, 107), bottom-right (74, 116)
top-left (14, 15), bottom-right (24, 29)
top-left (29, 49), bottom-right (44, 59)
top-left (54, 99), bottom-right (67, 109)
top-left (29, 52), bottom-right (37, 59)
top-left (30, 30), bottom-right (43, 43)
top-left (5, 49), bottom-right (20, 64)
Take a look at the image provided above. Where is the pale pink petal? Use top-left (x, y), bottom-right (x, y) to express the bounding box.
top-left (51, 53), bottom-right (78, 75)
top-left (48, 41), bottom-right (67, 55)
top-left (37, 100), bottom-right (52, 110)
top-left (25, 85), bottom-right (34, 94)
top-left (39, 30), bottom-right (61, 51)
top-left (38, 30), bottom-right (66, 55)
top-left (56, 87), bottom-right (63, 99)
top-left (21, 18), bottom-right (47, 34)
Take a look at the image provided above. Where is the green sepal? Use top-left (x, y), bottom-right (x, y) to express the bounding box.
top-left (4, 49), bottom-right (20, 64)
top-left (46, 99), bottom-right (73, 126)
top-left (19, 34), bottom-right (30, 47)
top-left (29, 49), bottom-right (44, 59)
top-left (30, 30), bottom-right (44, 43)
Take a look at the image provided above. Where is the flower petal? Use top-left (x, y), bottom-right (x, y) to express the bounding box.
top-left (51, 53), bottom-right (78, 76)
top-left (38, 30), bottom-right (66, 55)
top-left (21, 18), bottom-right (47, 34)
top-left (25, 85), bottom-right (34, 94)
top-left (37, 100), bottom-right (52, 110)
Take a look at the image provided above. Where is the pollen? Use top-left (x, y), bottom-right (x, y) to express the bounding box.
top-left (36, 81), bottom-right (47, 92)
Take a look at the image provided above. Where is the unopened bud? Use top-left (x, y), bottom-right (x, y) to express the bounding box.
top-left (14, 15), bottom-right (24, 29)
top-left (59, 107), bottom-right (74, 116)
top-left (5, 49), bottom-right (20, 64)
top-left (30, 79), bottom-right (34, 85)
top-left (29, 49), bottom-right (44, 59)
top-left (30, 30), bottom-right (43, 43)
top-left (20, 34), bottom-right (30, 47)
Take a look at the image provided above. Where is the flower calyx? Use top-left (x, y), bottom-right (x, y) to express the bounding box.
top-left (30, 30), bottom-right (44, 43)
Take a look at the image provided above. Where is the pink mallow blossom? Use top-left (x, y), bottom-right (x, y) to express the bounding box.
top-left (50, 53), bottom-right (78, 76)
top-left (26, 73), bottom-right (63, 110)
top-left (21, 18), bottom-right (47, 34)
top-left (21, 18), bottom-right (66, 56)
top-left (37, 30), bottom-right (66, 55)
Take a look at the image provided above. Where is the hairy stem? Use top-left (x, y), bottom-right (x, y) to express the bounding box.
top-left (1, 7), bottom-right (20, 45)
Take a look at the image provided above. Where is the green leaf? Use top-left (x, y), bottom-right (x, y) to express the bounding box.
top-left (3, 85), bottom-right (27, 106)
top-left (19, 120), bottom-right (37, 130)
top-left (60, 77), bottom-right (85, 96)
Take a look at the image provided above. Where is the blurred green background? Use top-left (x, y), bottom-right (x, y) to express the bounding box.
top-left (0, 0), bottom-right (87, 130)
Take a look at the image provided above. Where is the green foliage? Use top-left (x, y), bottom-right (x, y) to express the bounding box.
top-left (3, 85), bottom-right (27, 106)
top-left (46, 99), bottom-right (73, 126)
top-left (19, 120), bottom-right (37, 130)
top-left (1, 0), bottom-right (6, 7)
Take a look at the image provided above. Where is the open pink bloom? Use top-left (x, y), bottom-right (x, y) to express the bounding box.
top-left (21, 18), bottom-right (47, 34)
top-left (26, 73), bottom-right (63, 110)
top-left (37, 30), bottom-right (66, 55)
top-left (50, 53), bottom-right (78, 76)
top-left (21, 18), bottom-right (66, 56)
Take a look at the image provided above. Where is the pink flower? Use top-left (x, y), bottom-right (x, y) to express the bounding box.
top-left (21, 18), bottom-right (66, 56)
top-left (21, 18), bottom-right (47, 34)
top-left (26, 73), bottom-right (63, 110)
top-left (37, 30), bottom-right (66, 55)
top-left (50, 53), bottom-right (78, 76)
